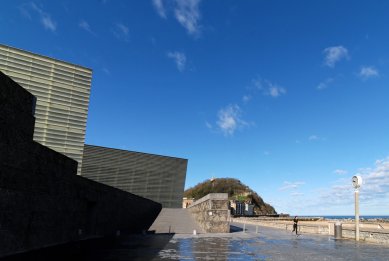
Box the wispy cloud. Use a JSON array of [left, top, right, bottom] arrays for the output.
[[334, 169, 348, 175], [216, 104, 248, 136], [279, 181, 305, 191], [316, 78, 334, 90], [20, 2, 57, 32], [308, 135, 319, 141], [247, 77, 287, 98], [152, 0, 202, 37], [359, 66, 379, 79], [112, 23, 129, 42], [267, 83, 287, 97], [102, 67, 111, 75], [152, 0, 167, 18], [323, 46, 349, 67], [242, 95, 252, 103], [287, 157, 389, 215], [290, 192, 304, 197], [79, 20, 95, 35], [167, 51, 187, 72], [174, 0, 202, 36]]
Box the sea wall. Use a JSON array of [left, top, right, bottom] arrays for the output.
[[234, 217, 389, 244], [0, 71, 162, 257], [342, 227, 389, 244], [188, 193, 230, 233]]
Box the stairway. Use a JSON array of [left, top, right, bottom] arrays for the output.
[[149, 208, 205, 234]]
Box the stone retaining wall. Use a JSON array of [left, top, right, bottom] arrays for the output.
[[188, 193, 230, 233], [0, 71, 162, 257]]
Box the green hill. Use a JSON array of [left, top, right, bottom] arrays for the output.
[[184, 178, 277, 215]]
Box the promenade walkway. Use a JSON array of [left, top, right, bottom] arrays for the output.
[[7, 222, 389, 260]]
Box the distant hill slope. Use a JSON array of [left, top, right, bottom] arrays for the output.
[[184, 178, 277, 215]]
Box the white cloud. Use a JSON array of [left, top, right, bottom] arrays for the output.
[[242, 95, 252, 103], [216, 104, 247, 136], [323, 46, 349, 67], [268, 84, 286, 97], [334, 169, 348, 175], [295, 157, 389, 215], [113, 23, 129, 42], [41, 15, 56, 31], [167, 51, 186, 72], [308, 135, 319, 141], [152, 0, 167, 18], [279, 181, 305, 191], [21, 2, 57, 32], [152, 0, 202, 37], [79, 20, 95, 35], [174, 0, 202, 36], [359, 66, 379, 79], [290, 192, 304, 197], [250, 78, 286, 98], [252, 77, 263, 90], [316, 78, 334, 90]]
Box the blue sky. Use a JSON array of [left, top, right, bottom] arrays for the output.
[[1, 0, 389, 215]]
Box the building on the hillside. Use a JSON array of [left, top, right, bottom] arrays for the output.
[[230, 200, 254, 216], [0, 44, 92, 175], [81, 144, 187, 208], [182, 197, 194, 208]]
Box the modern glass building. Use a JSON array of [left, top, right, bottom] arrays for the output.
[[0, 44, 92, 175], [81, 145, 188, 208]]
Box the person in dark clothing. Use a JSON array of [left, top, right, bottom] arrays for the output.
[[292, 216, 298, 235]]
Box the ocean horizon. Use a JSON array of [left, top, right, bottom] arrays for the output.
[[301, 215, 389, 220]]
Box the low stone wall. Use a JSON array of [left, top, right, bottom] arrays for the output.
[[0, 71, 162, 257], [234, 217, 389, 244], [188, 193, 230, 233], [341, 227, 389, 244], [234, 218, 332, 235]]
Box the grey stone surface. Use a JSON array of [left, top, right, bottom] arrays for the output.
[[149, 208, 205, 234], [0, 71, 162, 258], [188, 193, 230, 233]]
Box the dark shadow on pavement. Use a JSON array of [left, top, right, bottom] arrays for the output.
[[230, 225, 243, 233], [1, 234, 175, 261]]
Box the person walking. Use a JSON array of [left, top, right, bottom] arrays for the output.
[[292, 216, 298, 235]]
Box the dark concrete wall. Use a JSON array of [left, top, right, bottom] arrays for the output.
[[0, 71, 162, 258]]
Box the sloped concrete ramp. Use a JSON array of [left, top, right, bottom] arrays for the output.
[[149, 208, 205, 234]]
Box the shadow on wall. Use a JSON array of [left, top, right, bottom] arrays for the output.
[[0, 71, 162, 258]]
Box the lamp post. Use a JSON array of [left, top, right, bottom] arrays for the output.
[[352, 175, 362, 241]]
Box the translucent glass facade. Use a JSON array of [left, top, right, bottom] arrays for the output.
[[0, 44, 92, 175]]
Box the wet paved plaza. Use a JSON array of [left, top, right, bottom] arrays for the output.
[[82, 222, 389, 260], [8, 223, 389, 260]]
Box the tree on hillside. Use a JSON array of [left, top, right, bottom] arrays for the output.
[[184, 178, 277, 215]]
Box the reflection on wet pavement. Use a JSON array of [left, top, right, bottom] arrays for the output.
[[150, 223, 389, 260], [6, 223, 389, 260]]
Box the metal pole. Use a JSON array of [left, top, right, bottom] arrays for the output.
[[355, 189, 360, 241], [243, 223, 246, 233]]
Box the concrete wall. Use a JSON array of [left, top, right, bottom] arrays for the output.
[[0, 71, 162, 258], [342, 227, 389, 244], [188, 193, 230, 233]]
